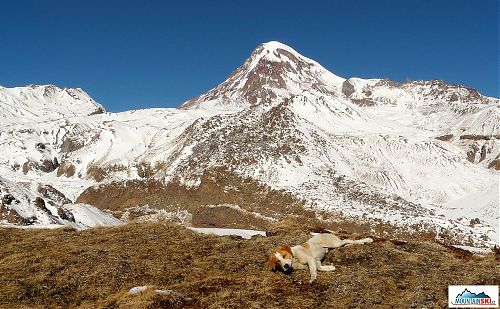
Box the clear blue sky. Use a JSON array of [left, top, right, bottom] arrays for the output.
[[1, 0, 498, 112]]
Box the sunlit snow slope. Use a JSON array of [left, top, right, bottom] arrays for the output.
[[0, 42, 498, 247]]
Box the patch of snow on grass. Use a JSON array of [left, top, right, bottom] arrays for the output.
[[188, 227, 266, 239]]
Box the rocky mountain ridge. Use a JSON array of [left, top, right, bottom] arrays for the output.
[[0, 41, 498, 247]]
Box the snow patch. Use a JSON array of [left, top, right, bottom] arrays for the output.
[[188, 227, 266, 239], [63, 203, 122, 229]]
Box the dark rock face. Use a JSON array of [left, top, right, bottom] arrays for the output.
[[57, 208, 75, 222], [469, 218, 481, 226], [0, 193, 36, 225], [89, 106, 105, 115], [2, 194, 16, 205], [40, 159, 57, 173], [0, 205, 34, 224], [464, 140, 496, 165], [22, 159, 58, 174], [53, 157, 59, 169], [37, 184, 72, 206], [342, 80, 356, 98], [35, 143, 46, 151], [34, 197, 48, 212], [435, 134, 454, 141], [487, 156, 500, 170], [402, 79, 487, 104], [375, 79, 401, 88], [351, 98, 377, 107]]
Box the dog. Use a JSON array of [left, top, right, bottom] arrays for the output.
[[268, 233, 373, 283]]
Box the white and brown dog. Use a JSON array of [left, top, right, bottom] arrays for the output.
[[268, 233, 373, 283]]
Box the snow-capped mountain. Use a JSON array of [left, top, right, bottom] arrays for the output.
[[0, 84, 105, 124], [181, 41, 345, 110], [1, 42, 498, 246]]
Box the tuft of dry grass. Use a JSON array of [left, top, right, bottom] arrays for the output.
[[0, 221, 498, 308]]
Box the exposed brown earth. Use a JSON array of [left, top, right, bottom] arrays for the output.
[[460, 134, 499, 141], [435, 134, 454, 141], [0, 221, 498, 309], [77, 167, 311, 231], [488, 157, 500, 170], [75, 167, 454, 244], [56, 161, 76, 177]]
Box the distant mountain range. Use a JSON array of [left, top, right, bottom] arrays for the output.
[[0, 41, 498, 246]]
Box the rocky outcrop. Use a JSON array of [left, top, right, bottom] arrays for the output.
[[22, 158, 59, 174], [57, 207, 75, 222], [56, 162, 76, 177], [341, 79, 356, 97], [37, 184, 72, 206], [0, 193, 35, 225]]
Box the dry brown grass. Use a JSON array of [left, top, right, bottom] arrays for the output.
[[0, 221, 498, 309]]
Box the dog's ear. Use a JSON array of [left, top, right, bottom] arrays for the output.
[[268, 254, 278, 271], [278, 245, 293, 257]]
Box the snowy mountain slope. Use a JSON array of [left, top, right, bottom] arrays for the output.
[[0, 175, 118, 228], [0, 96, 227, 227], [172, 41, 498, 246], [0, 42, 497, 247], [440, 106, 499, 169], [158, 96, 498, 245], [0, 84, 105, 124], [342, 78, 500, 169], [0, 107, 222, 193]]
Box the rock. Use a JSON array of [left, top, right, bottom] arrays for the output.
[[37, 184, 72, 205], [53, 157, 59, 169], [40, 159, 57, 173], [34, 197, 48, 212], [341, 80, 356, 97], [57, 208, 75, 222], [57, 161, 76, 177], [469, 218, 481, 226], [2, 194, 15, 205], [35, 142, 46, 151], [22, 159, 58, 174]]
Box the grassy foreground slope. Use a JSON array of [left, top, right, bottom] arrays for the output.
[[0, 221, 498, 309]]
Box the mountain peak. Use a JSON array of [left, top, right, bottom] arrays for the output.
[[252, 41, 302, 60], [246, 41, 318, 73], [261, 40, 293, 50], [0, 84, 105, 123], [180, 41, 344, 110]]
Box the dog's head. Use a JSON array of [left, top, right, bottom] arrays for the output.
[[268, 245, 293, 272]]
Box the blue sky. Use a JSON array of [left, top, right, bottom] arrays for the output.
[[1, 0, 498, 112]]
